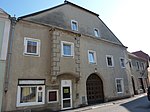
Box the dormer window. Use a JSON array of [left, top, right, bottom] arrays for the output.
[[94, 28, 100, 37], [71, 20, 78, 31]]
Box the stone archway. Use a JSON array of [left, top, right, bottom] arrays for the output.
[[86, 73, 104, 105]]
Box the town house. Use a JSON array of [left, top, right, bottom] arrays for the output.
[[3, 1, 133, 111]]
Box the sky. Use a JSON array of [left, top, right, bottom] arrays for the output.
[[0, 0, 150, 55]]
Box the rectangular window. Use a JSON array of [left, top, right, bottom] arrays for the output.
[[106, 55, 114, 67], [94, 28, 100, 37], [116, 78, 124, 93], [24, 37, 40, 56], [71, 20, 78, 31], [136, 61, 140, 70], [129, 61, 132, 68], [120, 58, 125, 68], [47, 90, 58, 103], [88, 50, 96, 64], [17, 80, 45, 107], [61, 41, 74, 57], [141, 62, 144, 70]]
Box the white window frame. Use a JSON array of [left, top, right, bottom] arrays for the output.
[[61, 41, 74, 57], [120, 58, 125, 68], [94, 28, 100, 37], [47, 90, 58, 103], [106, 55, 114, 67], [71, 20, 78, 31], [16, 85, 45, 107], [88, 50, 97, 64], [24, 37, 40, 56], [115, 78, 124, 93]]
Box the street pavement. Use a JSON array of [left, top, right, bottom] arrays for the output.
[[62, 93, 150, 112]]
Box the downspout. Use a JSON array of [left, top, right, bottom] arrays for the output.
[[2, 17, 16, 111]]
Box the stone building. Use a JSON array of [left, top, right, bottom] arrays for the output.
[[128, 52, 149, 95], [0, 9, 11, 111], [3, 1, 133, 111]]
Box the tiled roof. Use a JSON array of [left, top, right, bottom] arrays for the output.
[[132, 50, 150, 61]]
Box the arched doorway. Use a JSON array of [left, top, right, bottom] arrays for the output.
[[86, 73, 104, 105]]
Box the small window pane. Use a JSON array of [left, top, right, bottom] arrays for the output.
[[136, 62, 140, 70], [48, 91, 57, 102], [63, 99, 71, 108], [116, 79, 123, 93], [63, 87, 70, 99], [27, 41, 37, 53], [94, 29, 99, 37], [71, 21, 78, 31], [38, 92, 43, 102], [20, 87, 36, 103], [89, 52, 95, 63], [63, 44, 71, 56], [120, 58, 125, 68], [107, 57, 112, 66]]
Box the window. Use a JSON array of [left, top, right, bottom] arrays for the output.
[[106, 55, 114, 67], [129, 61, 132, 68], [88, 50, 97, 64], [17, 80, 45, 107], [71, 20, 78, 31], [94, 28, 100, 37], [136, 61, 140, 70], [47, 90, 58, 103], [116, 78, 124, 93], [24, 37, 40, 56], [120, 58, 125, 68], [61, 41, 74, 57], [141, 62, 144, 70]]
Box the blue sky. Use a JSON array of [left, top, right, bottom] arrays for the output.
[[1, 0, 150, 55]]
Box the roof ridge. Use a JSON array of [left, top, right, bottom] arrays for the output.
[[19, 1, 99, 19]]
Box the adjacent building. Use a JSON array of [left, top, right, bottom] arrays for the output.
[[0, 9, 11, 111], [128, 51, 149, 95], [2, 1, 140, 111]]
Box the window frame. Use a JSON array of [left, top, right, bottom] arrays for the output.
[[115, 78, 124, 94], [141, 62, 144, 70], [106, 55, 114, 67], [94, 28, 100, 37], [16, 85, 45, 107], [88, 50, 97, 64], [71, 20, 78, 31], [61, 41, 74, 57], [24, 37, 40, 56], [136, 61, 140, 70], [47, 90, 58, 103], [120, 58, 125, 68]]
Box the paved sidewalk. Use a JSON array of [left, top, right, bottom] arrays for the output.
[[61, 93, 147, 112]]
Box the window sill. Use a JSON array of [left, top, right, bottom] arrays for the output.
[[47, 101, 59, 103], [107, 66, 114, 68], [89, 62, 97, 65], [62, 55, 74, 57], [24, 53, 40, 57], [17, 102, 44, 107], [117, 92, 123, 94]]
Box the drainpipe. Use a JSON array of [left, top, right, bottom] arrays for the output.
[[2, 17, 16, 111]]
